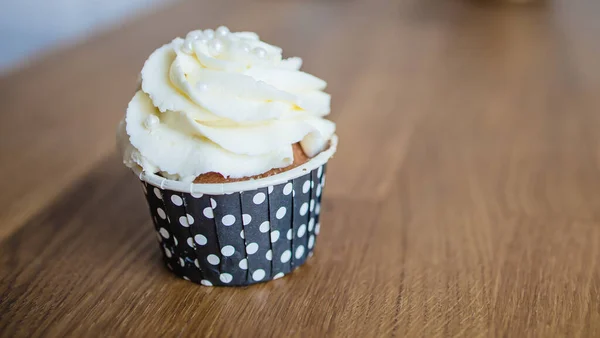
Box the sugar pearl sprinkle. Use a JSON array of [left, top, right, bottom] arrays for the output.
[[144, 115, 160, 130], [251, 47, 267, 59], [180, 26, 270, 61], [216, 26, 230, 37]]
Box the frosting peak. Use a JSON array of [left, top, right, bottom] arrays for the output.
[[119, 27, 335, 182]]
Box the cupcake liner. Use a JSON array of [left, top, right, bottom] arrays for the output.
[[140, 165, 327, 286], [136, 136, 336, 286]]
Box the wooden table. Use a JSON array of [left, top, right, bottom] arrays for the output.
[[2, 0, 600, 336]]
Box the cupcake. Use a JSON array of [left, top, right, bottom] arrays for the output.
[[117, 26, 337, 286]]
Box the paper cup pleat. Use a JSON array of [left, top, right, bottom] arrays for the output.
[[161, 190, 204, 283], [308, 165, 326, 256], [267, 181, 294, 277], [181, 193, 221, 286], [291, 176, 310, 268], [142, 186, 182, 276], [240, 188, 272, 283]]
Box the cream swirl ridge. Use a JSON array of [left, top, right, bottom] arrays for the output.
[[120, 27, 335, 182]]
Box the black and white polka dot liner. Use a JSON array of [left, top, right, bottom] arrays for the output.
[[140, 164, 327, 286]]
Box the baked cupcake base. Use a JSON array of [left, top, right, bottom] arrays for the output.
[[193, 143, 310, 184]]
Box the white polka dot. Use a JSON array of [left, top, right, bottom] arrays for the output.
[[315, 203, 321, 215], [167, 263, 173, 271], [157, 208, 166, 220], [322, 174, 326, 186], [299, 203, 308, 216], [201, 279, 212, 286], [203, 207, 214, 219], [179, 257, 185, 267], [302, 180, 310, 193], [240, 230, 245, 239], [220, 273, 233, 283], [210, 198, 217, 208], [242, 214, 252, 225], [246, 242, 258, 255], [308, 218, 315, 231], [207, 254, 220, 265], [276, 207, 287, 219], [194, 259, 200, 268], [315, 223, 320, 235], [239, 258, 248, 270], [266, 250, 272, 261], [194, 234, 207, 246], [141, 184, 147, 194], [171, 195, 183, 206], [253, 192, 266, 204], [156, 232, 162, 242], [187, 237, 194, 247], [309, 251, 314, 258], [164, 246, 172, 258], [179, 216, 190, 227], [310, 200, 315, 212], [317, 166, 323, 178], [174, 237, 178, 246], [274, 272, 285, 279], [297, 224, 306, 238], [270, 230, 280, 242], [252, 269, 266, 281], [222, 215, 235, 226], [293, 190, 296, 197], [159, 227, 170, 239], [154, 188, 162, 199], [259, 221, 270, 233], [311, 180, 315, 189], [221, 245, 235, 257], [295, 245, 305, 259], [183, 276, 190, 281], [283, 182, 293, 195], [281, 250, 291, 263], [316, 185, 322, 197], [268, 186, 274, 194], [187, 214, 194, 225], [308, 235, 315, 249], [287, 229, 292, 240], [191, 191, 203, 198]]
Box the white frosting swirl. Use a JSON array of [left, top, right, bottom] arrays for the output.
[[119, 27, 335, 182]]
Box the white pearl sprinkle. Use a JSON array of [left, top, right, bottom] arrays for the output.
[[186, 30, 204, 40], [196, 82, 209, 92], [144, 115, 160, 130], [203, 29, 215, 39], [216, 26, 230, 37], [239, 42, 251, 53], [182, 39, 194, 54], [252, 47, 267, 59], [208, 38, 224, 54]]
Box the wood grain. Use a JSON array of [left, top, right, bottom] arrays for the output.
[[1, 0, 600, 336]]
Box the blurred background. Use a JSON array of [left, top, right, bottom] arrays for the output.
[[0, 0, 174, 74], [3, 0, 600, 336]]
